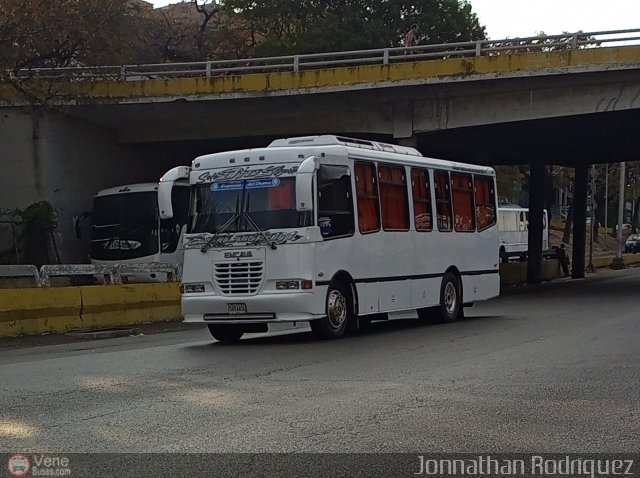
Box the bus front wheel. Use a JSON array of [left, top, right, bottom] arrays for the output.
[[437, 272, 463, 323], [311, 282, 352, 339], [208, 324, 244, 344]]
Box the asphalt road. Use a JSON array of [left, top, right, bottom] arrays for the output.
[[1, 269, 639, 454]]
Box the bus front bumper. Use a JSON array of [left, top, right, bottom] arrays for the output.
[[182, 291, 325, 324]]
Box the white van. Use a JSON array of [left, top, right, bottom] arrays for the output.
[[497, 207, 549, 262]]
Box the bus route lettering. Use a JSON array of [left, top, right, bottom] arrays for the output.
[[197, 165, 299, 184], [184, 231, 303, 248]]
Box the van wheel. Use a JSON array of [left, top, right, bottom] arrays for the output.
[[499, 247, 508, 263], [310, 282, 352, 339], [208, 324, 244, 344], [436, 272, 463, 323]]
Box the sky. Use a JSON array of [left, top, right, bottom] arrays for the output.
[[148, 0, 640, 40]]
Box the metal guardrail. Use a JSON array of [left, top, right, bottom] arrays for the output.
[[117, 263, 179, 282], [40, 264, 118, 287], [13, 28, 640, 82], [0, 265, 40, 286], [0, 263, 181, 287]]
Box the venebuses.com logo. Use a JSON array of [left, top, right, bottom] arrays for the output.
[[6, 454, 71, 477], [7, 454, 31, 477]]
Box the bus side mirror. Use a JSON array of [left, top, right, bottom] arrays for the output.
[[296, 156, 318, 212], [159, 166, 190, 220], [74, 211, 91, 240]]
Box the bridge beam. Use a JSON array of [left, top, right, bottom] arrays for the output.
[[572, 164, 589, 279], [527, 162, 546, 285], [396, 136, 418, 148]]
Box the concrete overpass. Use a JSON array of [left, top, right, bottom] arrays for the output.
[[1, 29, 640, 277]]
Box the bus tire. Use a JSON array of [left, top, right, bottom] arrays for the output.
[[437, 272, 463, 323], [208, 324, 244, 344], [310, 282, 352, 339]]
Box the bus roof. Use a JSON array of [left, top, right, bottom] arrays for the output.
[[96, 183, 158, 197], [193, 135, 495, 176], [97, 182, 189, 197], [268, 135, 423, 157]]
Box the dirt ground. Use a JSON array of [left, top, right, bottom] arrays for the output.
[[549, 222, 636, 258]]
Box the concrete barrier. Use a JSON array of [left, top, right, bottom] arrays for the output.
[[0, 283, 180, 338], [592, 254, 640, 268], [0, 287, 82, 337], [500, 259, 561, 286]]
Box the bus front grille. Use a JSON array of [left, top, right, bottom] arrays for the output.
[[214, 261, 264, 295]]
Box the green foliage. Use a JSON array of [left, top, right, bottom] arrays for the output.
[[223, 0, 487, 56], [1, 0, 487, 72], [494, 165, 526, 205], [15, 201, 58, 233], [1, 0, 487, 102]]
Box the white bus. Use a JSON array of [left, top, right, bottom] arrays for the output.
[[158, 136, 500, 343], [77, 182, 190, 282], [497, 207, 549, 263]]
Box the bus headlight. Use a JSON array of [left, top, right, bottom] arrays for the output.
[[181, 283, 206, 294], [276, 280, 299, 290], [276, 280, 313, 290]]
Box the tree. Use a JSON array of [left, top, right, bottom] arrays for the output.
[[193, 1, 222, 57], [486, 30, 600, 55], [494, 166, 525, 205], [0, 0, 166, 103], [222, 0, 487, 57]]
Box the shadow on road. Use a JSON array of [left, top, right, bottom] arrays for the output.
[[184, 313, 506, 350]]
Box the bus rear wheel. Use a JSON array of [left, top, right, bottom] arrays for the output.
[[310, 282, 352, 339], [437, 272, 463, 323], [208, 324, 244, 344]]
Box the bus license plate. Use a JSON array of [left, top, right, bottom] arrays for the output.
[[227, 303, 247, 315]]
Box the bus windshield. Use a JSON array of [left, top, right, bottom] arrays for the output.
[[90, 192, 159, 260], [189, 177, 306, 234]]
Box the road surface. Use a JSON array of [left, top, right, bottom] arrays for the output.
[[1, 269, 639, 454]]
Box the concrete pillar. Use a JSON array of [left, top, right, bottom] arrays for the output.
[[572, 164, 589, 279], [558, 188, 563, 211], [527, 162, 545, 285], [396, 136, 418, 148]]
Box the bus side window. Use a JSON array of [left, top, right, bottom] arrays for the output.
[[434, 170, 453, 232], [354, 162, 381, 234], [474, 176, 496, 231], [378, 164, 409, 231], [411, 168, 432, 232], [317, 165, 354, 238], [451, 173, 476, 232]]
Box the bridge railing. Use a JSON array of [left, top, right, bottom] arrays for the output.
[[13, 28, 640, 82]]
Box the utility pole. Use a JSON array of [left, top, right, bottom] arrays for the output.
[[604, 164, 609, 235], [587, 165, 596, 272], [611, 161, 626, 269]]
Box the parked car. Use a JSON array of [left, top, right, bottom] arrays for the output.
[[625, 234, 640, 253]]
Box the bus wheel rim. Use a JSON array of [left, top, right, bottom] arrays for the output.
[[327, 290, 347, 329], [444, 282, 457, 315]]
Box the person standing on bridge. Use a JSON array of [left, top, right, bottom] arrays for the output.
[[405, 24, 419, 53]]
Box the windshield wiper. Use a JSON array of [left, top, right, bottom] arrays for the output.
[[200, 196, 241, 253], [243, 192, 278, 250]]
